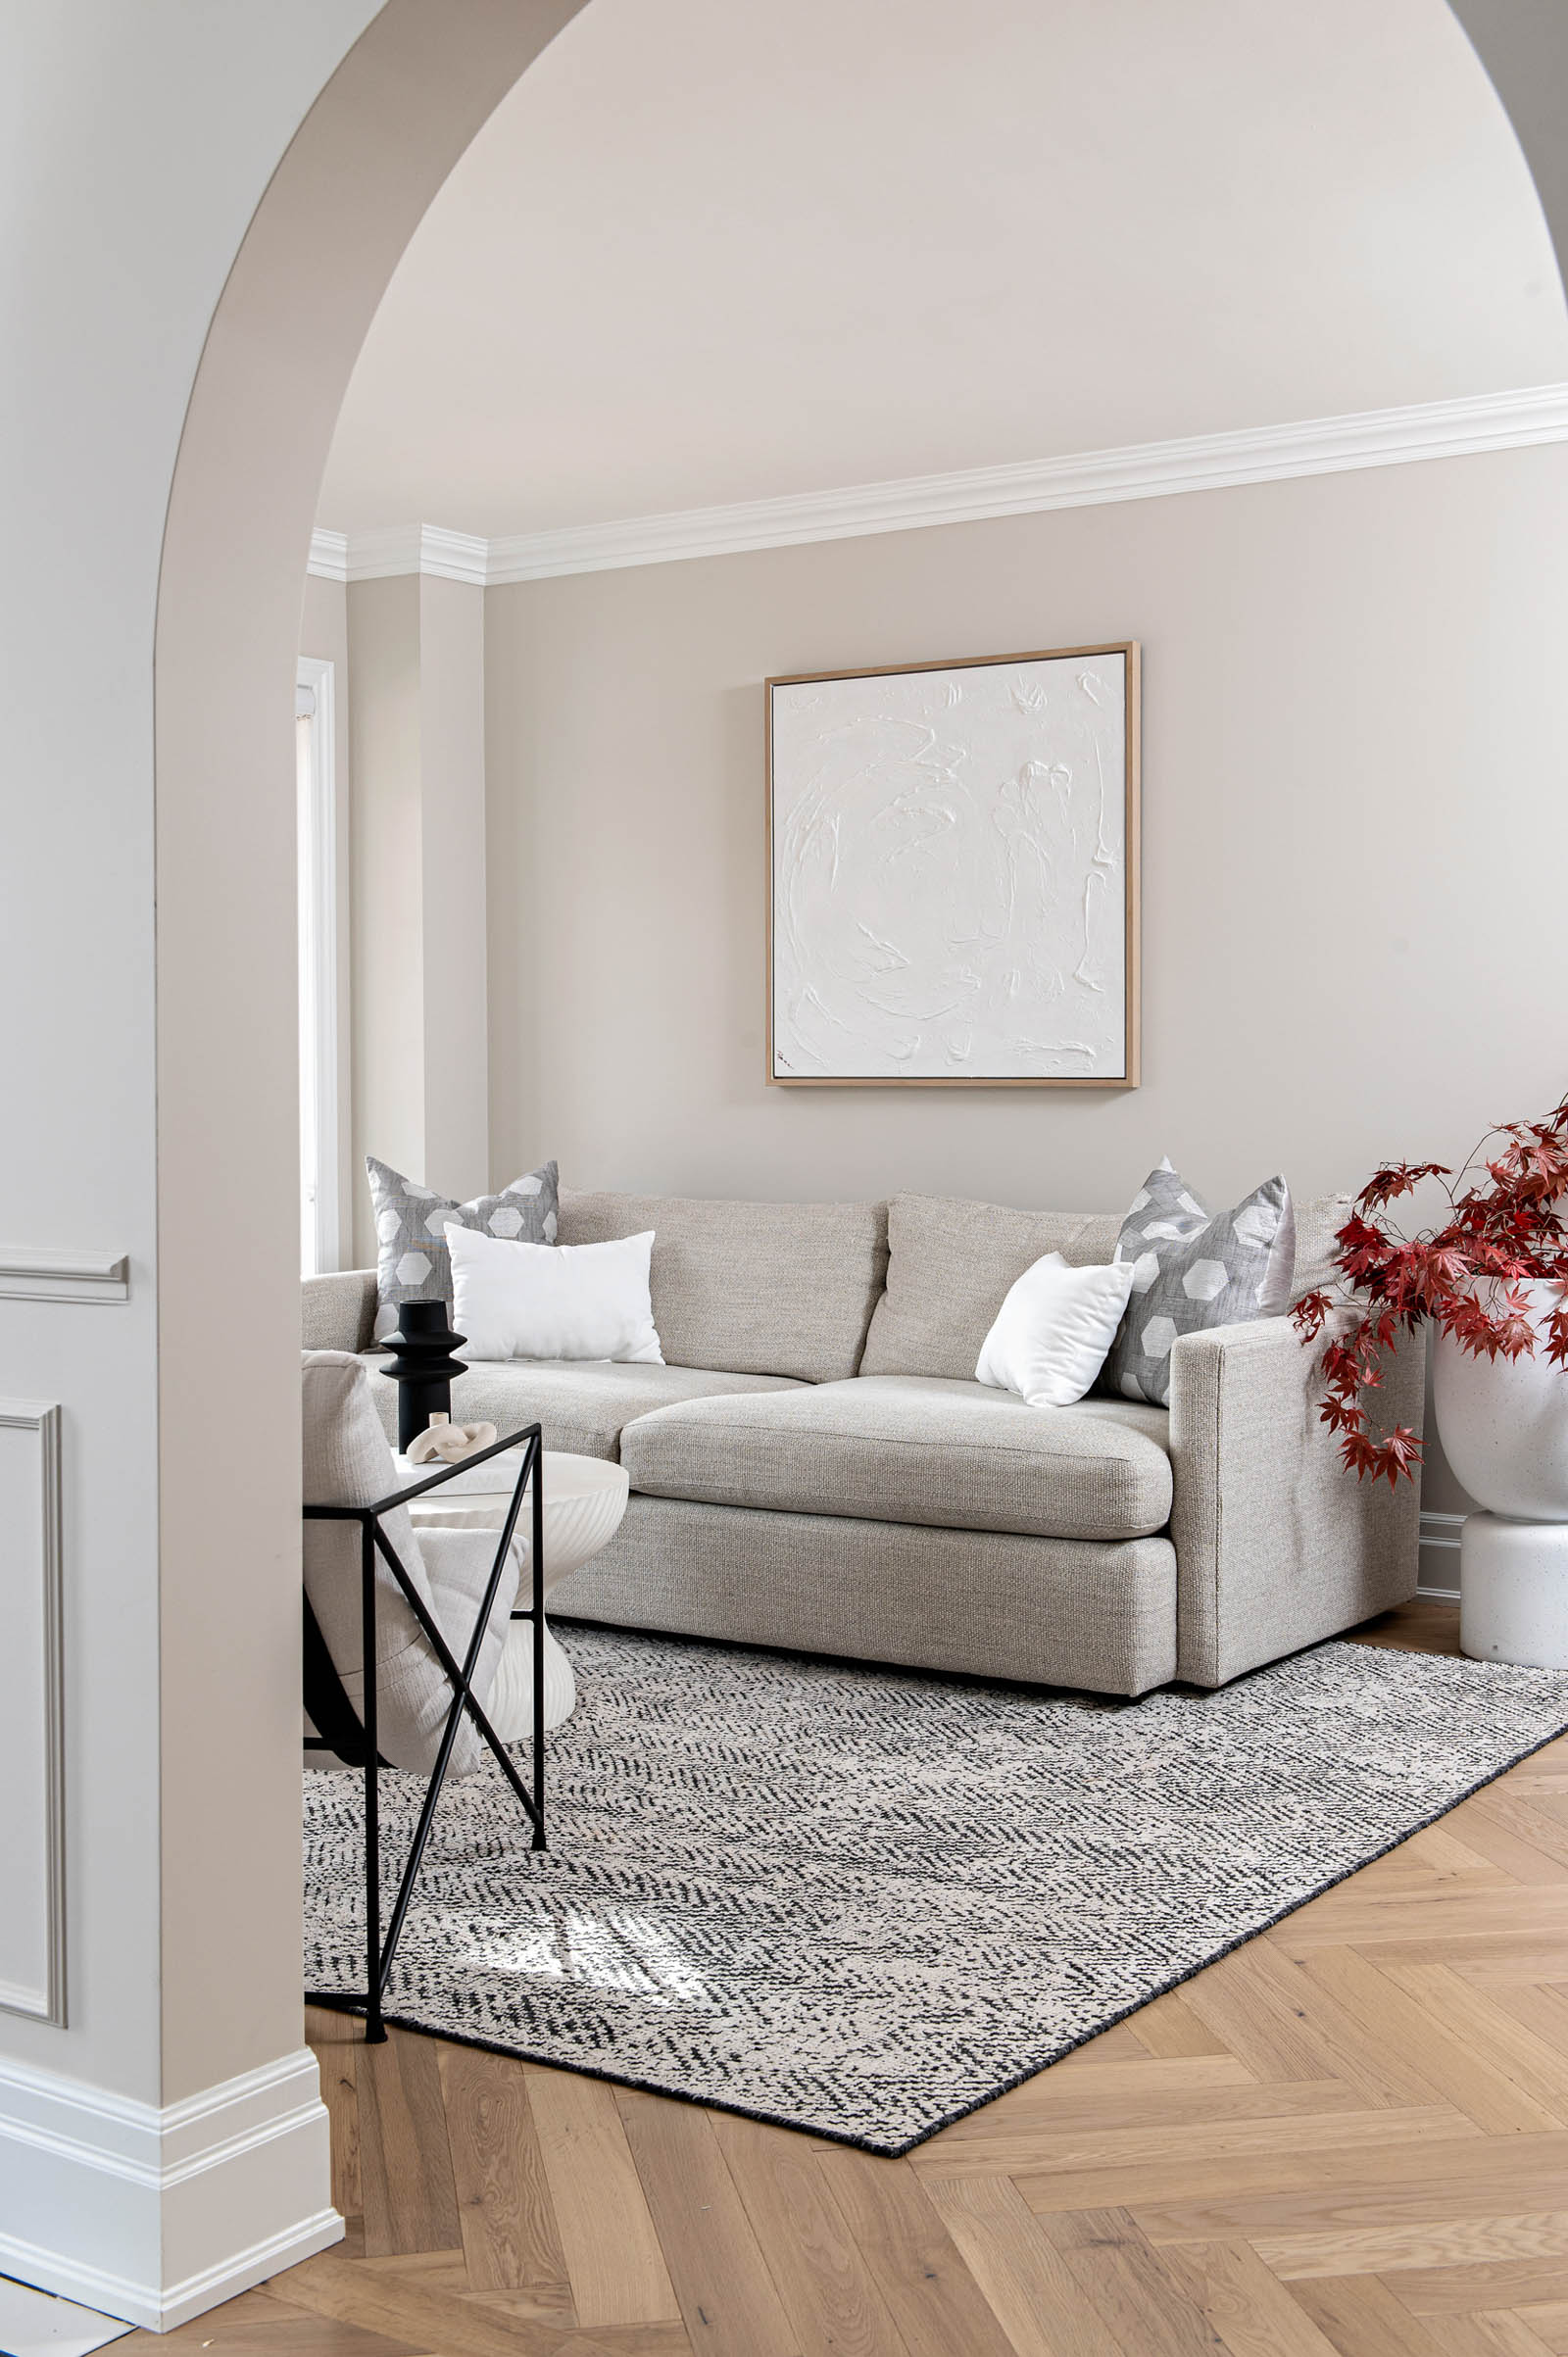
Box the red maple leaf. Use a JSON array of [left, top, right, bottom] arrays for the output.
[[1301, 1090, 1568, 1484]]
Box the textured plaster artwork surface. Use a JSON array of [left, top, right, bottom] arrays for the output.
[[770, 651, 1129, 1080]]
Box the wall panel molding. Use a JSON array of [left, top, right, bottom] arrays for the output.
[[311, 380, 1568, 587], [0, 1250, 128, 1304], [0, 1399, 66, 2026]]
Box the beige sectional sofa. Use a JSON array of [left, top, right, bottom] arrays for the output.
[[302, 1186, 1422, 1697]]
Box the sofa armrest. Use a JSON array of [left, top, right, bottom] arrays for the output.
[[303, 1269, 378, 1356], [1167, 1312, 1422, 1687]]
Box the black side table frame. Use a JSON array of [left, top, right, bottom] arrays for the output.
[[303, 1423, 545, 2042]]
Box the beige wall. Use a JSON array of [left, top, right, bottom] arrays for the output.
[[482, 444, 1568, 1557], [485, 445, 1568, 1228]]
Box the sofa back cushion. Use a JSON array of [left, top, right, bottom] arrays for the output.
[[303, 1268, 377, 1355], [1291, 1191, 1353, 1302], [557, 1189, 889, 1382], [860, 1193, 1123, 1380]]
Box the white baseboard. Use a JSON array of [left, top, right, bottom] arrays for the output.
[[0, 2047, 342, 2332], [1418, 1508, 1465, 1601]]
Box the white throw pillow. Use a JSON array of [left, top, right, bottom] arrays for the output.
[[975, 1252, 1136, 1408], [447, 1221, 664, 1364]]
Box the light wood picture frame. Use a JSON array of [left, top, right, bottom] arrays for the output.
[[765, 641, 1141, 1087]]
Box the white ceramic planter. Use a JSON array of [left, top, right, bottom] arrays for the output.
[[1432, 1282, 1568, 1521], [1434, 1282, 1568, 1668], [1460, 1513, 1568, 1671]]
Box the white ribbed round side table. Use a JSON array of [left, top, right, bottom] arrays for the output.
[[394, 1448, 629, 1732]]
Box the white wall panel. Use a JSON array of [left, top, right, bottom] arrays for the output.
[[0, 1402, 64, 2025]]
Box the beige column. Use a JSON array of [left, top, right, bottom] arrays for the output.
[[348, 571, 489, 1261]]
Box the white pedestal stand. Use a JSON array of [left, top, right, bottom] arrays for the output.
[[394, 1447, 629, 1733], [1460, 1512, 1568, 1671], [1435, 1302, 1568, 1672]]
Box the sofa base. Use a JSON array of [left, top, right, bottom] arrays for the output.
[[549, 1494, 1179, 1697]]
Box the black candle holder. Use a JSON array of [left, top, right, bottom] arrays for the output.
[[382, 1299, 469, 1453]]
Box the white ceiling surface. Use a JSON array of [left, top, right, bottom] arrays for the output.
[[318, 0, 1568, 539]]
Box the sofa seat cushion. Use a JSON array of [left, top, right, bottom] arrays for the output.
[[618, 1373, 1172, 1543], [361, 1353, 804, 1462]]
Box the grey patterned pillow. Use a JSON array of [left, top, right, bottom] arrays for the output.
[[1098, 1160, 1296, 1406], [366, 1156, 559, 1343]]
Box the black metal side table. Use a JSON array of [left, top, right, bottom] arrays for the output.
[[302, 1426, 546, 2042]]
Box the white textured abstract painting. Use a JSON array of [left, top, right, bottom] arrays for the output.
[[767, 644, 1139, 1085]]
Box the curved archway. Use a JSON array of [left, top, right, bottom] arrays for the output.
[[145, 0, 585, 2311], [154, 0, 591, 2079], [126, 0, 1568, 2324]]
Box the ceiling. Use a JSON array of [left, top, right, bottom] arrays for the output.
[[317, 0, 1568, 538]]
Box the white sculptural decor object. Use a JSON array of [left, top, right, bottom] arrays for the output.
[[766, 642, 1140, 1086], [406, 1412, 499, 1466]]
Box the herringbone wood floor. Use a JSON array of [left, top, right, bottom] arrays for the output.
[[127, 1596, 1568, 2356]]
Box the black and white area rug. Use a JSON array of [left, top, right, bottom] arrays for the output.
[[302, 1625, 1568, 2153]]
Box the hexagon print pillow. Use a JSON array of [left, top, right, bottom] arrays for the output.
[[366, 1155, 559, 1343], [1099, 1159, 1295, 1405]]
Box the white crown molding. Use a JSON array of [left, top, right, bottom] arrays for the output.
[[308, 521, 486, 584], [309, 381, 1568, 587], [0, 2046, 339, 2331], [306, 526, 349, 580]]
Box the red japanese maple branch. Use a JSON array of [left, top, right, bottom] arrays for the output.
[[1294, 1093, 1568, 1484]]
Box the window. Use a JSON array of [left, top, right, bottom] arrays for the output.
[[297, 658, 340, 1277]]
